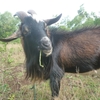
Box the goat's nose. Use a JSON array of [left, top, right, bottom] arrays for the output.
[[40, 36, 51, 50]]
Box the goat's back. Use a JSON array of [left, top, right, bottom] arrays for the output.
[[51, 27, 100, 73]]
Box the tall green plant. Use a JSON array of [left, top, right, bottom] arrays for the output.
[[0, 11, 19, 38], [58, 5, 100, 31]]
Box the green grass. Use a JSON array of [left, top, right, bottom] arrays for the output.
[[0, 43, 100, 100]]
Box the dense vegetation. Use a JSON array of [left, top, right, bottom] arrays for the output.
[[57, 5, 100, 30], [0, 5, 100, 100], [0, 12, 19, 38]]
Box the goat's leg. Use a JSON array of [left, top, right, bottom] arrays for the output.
[[50, 65, 64, 100], [51, 96, 59, 100]]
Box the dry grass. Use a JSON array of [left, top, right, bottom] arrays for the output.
[[0, 43, 100, 100]]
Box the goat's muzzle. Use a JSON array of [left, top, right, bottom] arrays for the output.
[[39, 36, 52, 56]]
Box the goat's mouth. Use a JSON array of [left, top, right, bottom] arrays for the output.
[[38, 45, 52, 57], [43, 48, 52, 57]]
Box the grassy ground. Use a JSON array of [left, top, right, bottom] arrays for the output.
[[0, 43, 100, 100]]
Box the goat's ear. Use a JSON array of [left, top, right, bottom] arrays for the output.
[[44, 14, 62, 26]]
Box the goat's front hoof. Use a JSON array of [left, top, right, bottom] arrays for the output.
[[51, 97, 59, 100]]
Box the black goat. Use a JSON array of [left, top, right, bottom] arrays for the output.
[[0, 10, 100, 100]]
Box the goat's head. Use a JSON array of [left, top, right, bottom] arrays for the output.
[[0, 10, 62, 56]]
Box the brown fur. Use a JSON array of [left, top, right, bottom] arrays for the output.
[[49, 26, 100, 73]]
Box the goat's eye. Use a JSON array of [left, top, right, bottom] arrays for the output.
[[22, 25, 31, 36]]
